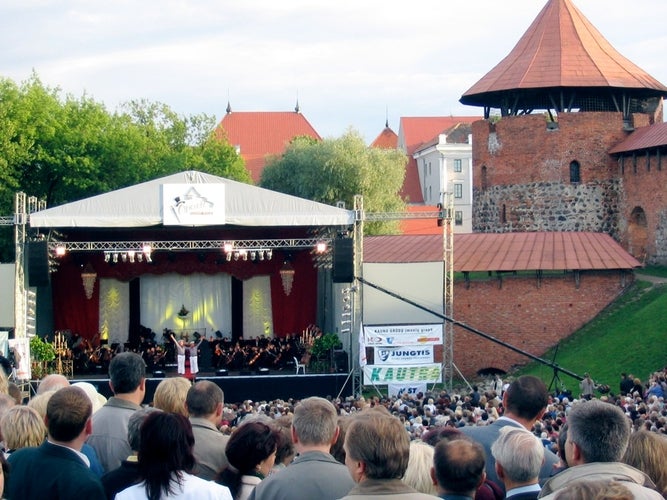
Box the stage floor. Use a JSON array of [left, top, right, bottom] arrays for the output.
[[64, 368, 354, 405]]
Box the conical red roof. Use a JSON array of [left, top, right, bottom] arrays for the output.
[[460, 0, 667, 109]]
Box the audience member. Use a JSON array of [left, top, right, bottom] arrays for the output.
[[403, 440, 437, 496], [216, 421, 279, 500], [491, 426, 543, 499], [431, 436, 486, 500], [72, 381, 107, 414], [553, 479, 634, 500], [36, 373, 70, 394], [621, 430, 667, 498], [7, 383, 22, 405], [460, 375, 559, 492], [0, 406, 46, 454], [101, 407, 160, 500], [186, 380, 230, 480], [329, 415, 351, 465], [6, 386, 105, 499], [579, 373, 596, 400], [538, 399, 662, 499], [153, 377, 191, 416], [271, 415, 295, 472], [87, 351, 146, 472], [339, 408, 436, 499], [116, 411, 232, 500], [249, 396, 354, 500]]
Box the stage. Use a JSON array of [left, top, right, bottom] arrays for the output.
[[60, 369, 354, 405]]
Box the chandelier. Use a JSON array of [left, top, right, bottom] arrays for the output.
[[279, 260, 295, 296], [81, 262, 97, 300]]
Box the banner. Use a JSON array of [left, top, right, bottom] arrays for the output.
[[9, 338, 31, 380], [363, 324, 442, 346], [388, 383, 427, 398], [162, 184, 225, 226], [362, 364, 442, 384], [373, 345, 434, 365]]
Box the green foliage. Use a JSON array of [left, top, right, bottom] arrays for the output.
[[310, 333, 343, 359], [514, 281, 667, 394], [0, 73, 251, 261], [260, 129, 407, 235], [30, 335, 56, 362]]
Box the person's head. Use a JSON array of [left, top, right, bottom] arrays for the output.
[[557, 423, 569, 467], [46, 386, 92, 443], [109, 352, 146, 395], [272, 415, 296, 467], [344, 409, 410, 482], [553, 479, 634, 500], [330, 415, 351, 464], [128, 407, 161, 453], [185, 380, 223, 418], [139, 411, 195, 499], [37, 374, 70, 395], [566, 399, 630, 465], [7, 383, 22, 405], [71, 382, 106, 414], [621, 430, 667, 497], [292, 396, 338, 447], [503, 375, 549, 422], [491, 426, 544, 487], [0, 405, 46, 450], [153, 377, 191, 416], [432, 436, 486, 497], [402, 440, 437, 495]]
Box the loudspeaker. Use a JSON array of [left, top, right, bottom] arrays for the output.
[[332, 238, 354, 283], [215, 369, 229, 377], [27, 241, 50, 287], [152, 370, 166, 378], [333, 350, 349, 373]]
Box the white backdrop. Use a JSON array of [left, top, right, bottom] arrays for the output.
[[99, 278, 130, 344], [140, 273, 232, 339], [242, 275, 273, 339]]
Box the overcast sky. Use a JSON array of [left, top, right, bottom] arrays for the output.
[[2, 0, 665, 143]]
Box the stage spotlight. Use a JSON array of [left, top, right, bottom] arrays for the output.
[[137, 253, 143, 262], [104, 252, 110, 263], [226, 252, 232, 262], [128, 251, 135, 263], [112, 253, 119, 263], [250, 251, 256, 260], [55, 245, 66, 257], [145, 253, 152, 263], [242, 250, 248, 261], [233, 251, 239, 261], [266, 249, 273, 260], [121, 253, 128, 262], [316, 242, 327, 253], [223, 242, 233, 253], [258, 250, 265, 261]]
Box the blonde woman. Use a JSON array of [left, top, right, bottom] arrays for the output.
[[152, 377, 192, 416], [1, 406, 46, 454]]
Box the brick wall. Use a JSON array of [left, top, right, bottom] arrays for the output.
[[451, 271, 631, 377]]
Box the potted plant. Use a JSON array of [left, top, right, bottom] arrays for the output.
[[29, 335, 56, 379], [310, 333, 342, 373]]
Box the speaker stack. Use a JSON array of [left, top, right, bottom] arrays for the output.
[[27, 241, 50, 287], [332, 238, 354, 283]]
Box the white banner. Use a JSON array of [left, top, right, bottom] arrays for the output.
[[362, 364, 442, 384], [162, 184, 225, 225], [374, 345, 434, 365], [363, 324, 443, 346], [9, 338, 31, 380], [388, 383, 427, 398]]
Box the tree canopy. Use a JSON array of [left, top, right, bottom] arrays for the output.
[[0, 74, 250, 261], [260, 130, 407, 235]]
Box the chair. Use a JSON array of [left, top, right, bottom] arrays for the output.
[[294, 356, 306, 374]]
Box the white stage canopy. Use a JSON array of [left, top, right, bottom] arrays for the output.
[[29, 170, 355, 228]]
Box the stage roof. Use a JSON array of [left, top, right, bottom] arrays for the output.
[[29, 171, 355, 229]]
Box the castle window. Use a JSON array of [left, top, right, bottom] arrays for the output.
[[454, 183, 463, 199], [455, 211, 463, 226], [454, 159, 462, 172], [569, 161, 580, 183]]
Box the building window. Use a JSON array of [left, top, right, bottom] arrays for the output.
[[454, 159, 462, 172], [455, 211, 463, 226], [569, 161, 580, 183], [454, 183, 463, 198]]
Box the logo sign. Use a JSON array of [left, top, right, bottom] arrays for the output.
[[374, 345, 434, 365], [362, 364, 442, 384], [363, 324, 443, 347], [162, 184, 225, 225], [389, 383, 427, 398]]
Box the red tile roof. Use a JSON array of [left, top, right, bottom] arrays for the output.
[[461, 0, 667, 106], [609, 122, 667, 154], [399, 117, 480, 203], [370, 126, 398, 149], [364, 232, 641, 271], [216, 111, 321, 183], [399, 205, 444, 236]]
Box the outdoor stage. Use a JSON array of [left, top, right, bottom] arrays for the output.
[[65, 369, 354, 404]]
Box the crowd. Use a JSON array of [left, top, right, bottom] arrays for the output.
[[0, 354, 665, 499]]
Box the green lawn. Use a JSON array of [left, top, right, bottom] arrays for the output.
[[514, 277, 667, 395]]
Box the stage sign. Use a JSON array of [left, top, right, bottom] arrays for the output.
[[363, 324, 443, 346], [8, 338, 30, 380], [363, 364, 442, 384], [388, 383, 427, 398], [373, 345, 434, 365], [162, 184, 225, 226]]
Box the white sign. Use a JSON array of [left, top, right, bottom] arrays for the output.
[[388, 383, 427, 398], [374, 345, 434, 365], [162, 184, 225, 226], [363, 324, 443, 346], [9, 338, 31, 380], [362, 364, 442, 384]]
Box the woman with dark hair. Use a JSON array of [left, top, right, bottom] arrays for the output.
[[116, 412, 232, 500], [216, 421, 280, 500]]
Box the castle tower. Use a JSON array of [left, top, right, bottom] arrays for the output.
[[459, 0, 667, 263]]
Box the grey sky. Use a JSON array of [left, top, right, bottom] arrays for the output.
[[1, 0, 665, 142]]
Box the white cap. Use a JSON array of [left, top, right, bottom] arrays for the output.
[[72, 382, 107, 414]]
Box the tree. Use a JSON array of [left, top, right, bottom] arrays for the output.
[[260, 130, 407, 234]]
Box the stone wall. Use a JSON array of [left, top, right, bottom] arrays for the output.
[[452, 271, 631, 377]]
